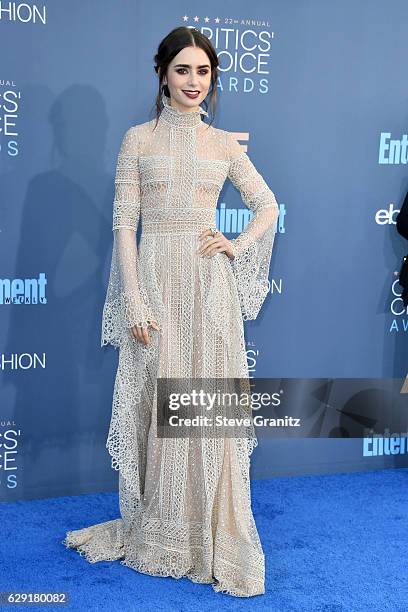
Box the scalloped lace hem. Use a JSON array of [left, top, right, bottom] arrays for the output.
[[121, 556, 265, 597], [62, 519, 265, 598]]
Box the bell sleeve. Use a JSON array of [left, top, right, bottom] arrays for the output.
[[226, 131, 279, 320], [101, 126, 157, 348]]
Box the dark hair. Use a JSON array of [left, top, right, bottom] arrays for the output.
[[152, 26, 219, 129]]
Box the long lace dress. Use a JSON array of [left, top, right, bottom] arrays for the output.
[[62, 92, 279, 597]]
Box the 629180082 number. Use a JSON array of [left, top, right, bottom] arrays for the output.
[[0, 592, 69, 605]]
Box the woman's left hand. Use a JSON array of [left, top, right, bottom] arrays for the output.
[[197, 229, 235, 260]]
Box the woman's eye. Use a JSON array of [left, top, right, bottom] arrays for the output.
[[175, 69, 209, 75]]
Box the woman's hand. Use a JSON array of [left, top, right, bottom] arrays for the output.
[[130, 320, 160, 346], [197, 229, 235, 260]]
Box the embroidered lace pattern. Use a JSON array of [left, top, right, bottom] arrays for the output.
[[63, 92, 279, 598]]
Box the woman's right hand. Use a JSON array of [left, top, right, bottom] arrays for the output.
[[130, 320, 160, 346]]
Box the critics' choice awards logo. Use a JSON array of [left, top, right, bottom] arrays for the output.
[[0, 424, 21, 490], [0, 79, 21, 157], [246, 341, 259, 377], [0, 273, 47, 304], [389, 276, 408, 332], [181, 15, 276, 94]]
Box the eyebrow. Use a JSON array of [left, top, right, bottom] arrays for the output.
[[173, 63, 210, 69]]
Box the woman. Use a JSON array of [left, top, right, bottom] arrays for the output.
[[63, 26, 279, 598]]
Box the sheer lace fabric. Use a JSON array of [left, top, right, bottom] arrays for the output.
[[63, 93, 279, 598]]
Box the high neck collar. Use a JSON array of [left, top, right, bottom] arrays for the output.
[[160, 92, 208, 128]]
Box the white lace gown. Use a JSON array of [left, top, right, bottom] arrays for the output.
[[63, 93, 279, 598]]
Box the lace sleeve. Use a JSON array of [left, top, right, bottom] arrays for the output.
[[226, 131, 279, 320], [101, 126, 157, 348]]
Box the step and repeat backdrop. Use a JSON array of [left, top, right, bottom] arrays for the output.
[[1, 1, 408, 500]]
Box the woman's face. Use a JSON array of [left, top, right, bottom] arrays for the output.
[[163, 45, 212, 113]]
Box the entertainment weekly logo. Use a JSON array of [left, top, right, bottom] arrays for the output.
[[363, 432, 408, 457], [0, 273, 47, 304], [217, 201, 286, 234], [181, 16, 276, 94], [0, 2, 46, 23], [378, 132, 408, 165]]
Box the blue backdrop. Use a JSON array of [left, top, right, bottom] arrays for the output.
[[1, 0, 408, 500]]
